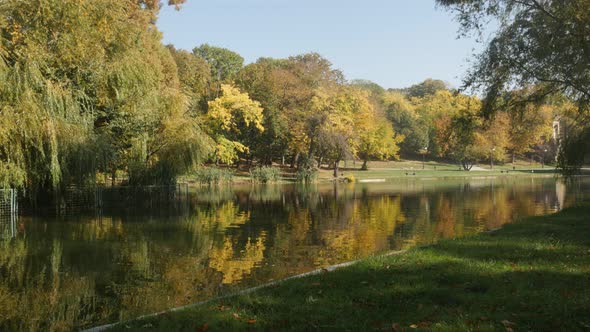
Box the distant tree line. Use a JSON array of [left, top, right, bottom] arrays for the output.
[[0, 0, 582, 202]]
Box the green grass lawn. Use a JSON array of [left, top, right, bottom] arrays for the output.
[[316, 159, 559, 181], [182, 159, 565, 185], [109, 204, 590, 332]]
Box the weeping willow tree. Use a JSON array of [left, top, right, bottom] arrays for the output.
[[0, 0, 212, 202], [0, 54, 94, 192]]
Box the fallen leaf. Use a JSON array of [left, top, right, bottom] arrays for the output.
[[247, 319, 257, 324], [195, 323, 209, 332], [232, 313, 240, 320], [410, 324, 418, 329], [418, 321, 431, 328]]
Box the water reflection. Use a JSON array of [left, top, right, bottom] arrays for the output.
[[0, 177, 588, 331]]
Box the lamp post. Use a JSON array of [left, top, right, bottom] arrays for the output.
[[542, 148, 547, 168], [421, 147, 428, 170], [490, 147, 496, 170]]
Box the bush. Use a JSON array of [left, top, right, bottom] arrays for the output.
[[296, 167, 318, 183], [193, 167, 234, 185], [250, 166, 281, 183], [344, 174, 356, 183], [296, 155, 318, 183]]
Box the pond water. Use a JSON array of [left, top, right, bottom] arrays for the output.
[[0, 176, 588, 331]]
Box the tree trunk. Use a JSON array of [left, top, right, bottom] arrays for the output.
[[290, 153, 299, 169], [308, 139, 315, 159], [333, 159, 340, 178], [361, 160, 368, 170], [461, 160, 474, 171]]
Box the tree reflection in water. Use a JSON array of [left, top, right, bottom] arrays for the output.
[[0, 177, 586, 331]]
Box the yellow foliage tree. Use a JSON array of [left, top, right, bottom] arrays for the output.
[[206, 84, 264, 164]]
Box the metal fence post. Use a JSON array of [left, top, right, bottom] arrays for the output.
[[10, 189, 17, 238]]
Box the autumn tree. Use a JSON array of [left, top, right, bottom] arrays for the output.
[[503, 89, 555, 164], [430, 91, 483, 170], [206, 84, 264, 165], [280, 53, 344, 168], [356, 113, 402, 170], [470, 112, 511, 165]]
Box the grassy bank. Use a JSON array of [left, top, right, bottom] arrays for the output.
[[111, 204, 590, 331], [317, 159, 563, 182], [186, 159, 562, 185]]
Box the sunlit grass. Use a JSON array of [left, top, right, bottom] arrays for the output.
[[319, 159, 559, 181], [183, 159, 562, 185]]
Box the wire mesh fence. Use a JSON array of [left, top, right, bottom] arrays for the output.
[[0, 184, 190, 237], [4, 184, 190, 217], [0, 189, 18, 239], [43, 183, 190, 216], [98, 183, 190, 214]]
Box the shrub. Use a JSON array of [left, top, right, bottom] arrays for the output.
[[296, 167, 318, 183], [296, 155, 318, 183], [193, 167, 234, 185], [344, 174, 356, 183], [250, 166, 281, 183]]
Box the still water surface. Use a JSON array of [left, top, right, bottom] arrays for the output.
[[0, 177, 588, 331]]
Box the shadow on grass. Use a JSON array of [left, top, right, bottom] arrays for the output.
[[113, 206, 590, 332]]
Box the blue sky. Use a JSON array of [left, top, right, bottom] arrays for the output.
[[157, 0, 483, 90]]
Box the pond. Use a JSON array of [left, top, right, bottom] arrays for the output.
[[0, 176, 588, 331]]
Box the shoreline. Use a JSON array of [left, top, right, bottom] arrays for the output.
[[107, 204, 590, 331], [186, 167, 565, 186]]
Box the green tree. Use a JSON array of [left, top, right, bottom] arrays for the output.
[[193, 44, 244, 83], [383, 91, 429, 156], [236, 58, 293, 165], [168, 45, 212, 116], [403, 78, 448, 98]]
